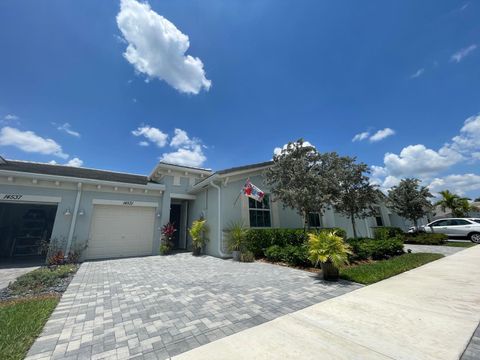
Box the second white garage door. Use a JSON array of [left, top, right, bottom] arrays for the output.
[[86, 205, 155, 260]]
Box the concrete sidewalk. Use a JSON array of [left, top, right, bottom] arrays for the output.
[[174, 246, 480, 360]]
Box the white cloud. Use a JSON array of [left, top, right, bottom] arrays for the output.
[[273, 141, 314, 156], [160, 146, 206, 167], [352, 132, 370, 142], [428, 174, 480, 197], [352, 128, 395, 143], [160, 128, 206, 167], [48, 160, 57, 165], [132, 125, 168, 147], [56, 122, 80, 137], [410, 68, 424, 79], [116, 0, 211, 94], [139, 141, 149, 147], [450, 44, 477, 63], [65, 157, 83, 167], [0, 126, 68, 159], [370, 128, 395, 142], [4, 114, 19, 121]]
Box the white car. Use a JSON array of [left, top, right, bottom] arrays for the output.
[[422, 218, 480, 243]]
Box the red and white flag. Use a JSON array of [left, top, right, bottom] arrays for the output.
[[243, 179, 265, 202]]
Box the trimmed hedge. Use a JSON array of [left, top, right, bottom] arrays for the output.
[[403, 233, 448, 245], [373, 227, 405, 240], [245, 228, 347, 258], [346, 237, 404, 261], [265, 244, 311, 267]]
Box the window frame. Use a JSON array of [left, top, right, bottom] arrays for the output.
[[308, 212, 322, 228], [248, 195, 272, 228]]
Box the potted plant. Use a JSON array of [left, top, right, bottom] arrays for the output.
[[189, 219, 209, 256], [307, 230, 352, 281], [226, 221, 247, 261], [160, 222, 176, 255]]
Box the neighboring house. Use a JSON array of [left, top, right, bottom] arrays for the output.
[[0, 157, 421, 262], [432, 202, 480, 220]]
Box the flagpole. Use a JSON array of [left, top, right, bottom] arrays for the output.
[[233, 177, 249, 207]]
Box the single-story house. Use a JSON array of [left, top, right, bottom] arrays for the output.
[[0, 156, 422, 262]]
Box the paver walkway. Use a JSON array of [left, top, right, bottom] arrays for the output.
[[25, 254, 361, 360], [404, 243, 468, 256], [174, 245, 480, 360]]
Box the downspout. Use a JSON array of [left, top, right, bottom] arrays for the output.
[[65, 182, 82, 257], [210, 181, 229, 258]]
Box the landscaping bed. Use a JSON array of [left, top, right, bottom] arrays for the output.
[[0, 295, 60, 360], [0, 264, 78, 302], [339, 253, 444, 285]]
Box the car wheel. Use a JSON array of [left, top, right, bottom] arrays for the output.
[[469, 232, 480, 244]]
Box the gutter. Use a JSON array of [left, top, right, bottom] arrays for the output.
[[209, 180, 229, 258], [65, 182, 82, 257]]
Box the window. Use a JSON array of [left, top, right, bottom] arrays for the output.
[[431, 220, 449, 227], [249, 195, 271, 227], [451, 219, 470, 226], [374, 208, 384, 226], [471, 219, 480, 224], [308, 213, 321, 228]]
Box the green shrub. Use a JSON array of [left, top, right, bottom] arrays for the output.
[[240, 250, 255, 262], [373, 227, 405, 240], [264, 244, 311, 267], [9, 265, 77, 295], [347, 238, 404, 261], [245, 227, 346, 258], [403, 233, 448, 245]]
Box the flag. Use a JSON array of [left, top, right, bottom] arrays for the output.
[[243, 179, 265, 202]]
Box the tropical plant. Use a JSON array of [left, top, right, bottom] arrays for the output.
[[387, 178, 433, 228], [264, 139, 340, 230], [307, 230, 352, 280], [330, 156, 379, 238], [226, 221, 248, 252], [160, 222, 176, 254], [189, 219, 209, 255], [435, 190, 476, 217]]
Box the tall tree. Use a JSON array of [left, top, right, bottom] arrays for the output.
[[264, 139, 338, 229], [434, 190, 476, 217], [330, 157, 379, 238], [387, 178, 433, 228]]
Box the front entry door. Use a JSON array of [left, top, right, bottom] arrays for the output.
[[169, 204, 181, 249]]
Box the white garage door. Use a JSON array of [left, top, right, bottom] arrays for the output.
[[86, 205, 155, 260]]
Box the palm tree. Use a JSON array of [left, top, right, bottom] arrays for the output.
[[435, 190, 477, 217]]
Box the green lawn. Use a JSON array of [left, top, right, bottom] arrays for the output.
[[0, 296, 59, 360], [340, 253, 444, 285], [445, 241, 477, 248]]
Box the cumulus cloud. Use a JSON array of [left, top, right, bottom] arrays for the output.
[[370, 128, 395, 142], [273, 141, 314, 156], [450, 44, 477, 63], [139, 141, 149, 147], [352, 128, 395, 143], [56, 122, 80, 137], [116, 0, 211, 94], [161, 128, 206, 167], [410, 68, 424, 79], [352, 132, 370, 142], [65, 157, 83, 167], [428, 174, 480, 196], [0, 126, 68, 159], [132, 125, 168, 147]]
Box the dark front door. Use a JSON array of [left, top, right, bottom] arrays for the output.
[[169, 204, 181, 249]]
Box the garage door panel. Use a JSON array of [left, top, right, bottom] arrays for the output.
[[87, 205, 155, 260]]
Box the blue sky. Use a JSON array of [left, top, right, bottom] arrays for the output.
[[0, 0, 479, 197]]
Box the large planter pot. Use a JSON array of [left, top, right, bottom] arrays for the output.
[[321, 261, 339, 281], [232, 250, 241, 261], [192, 246, 202, 256]]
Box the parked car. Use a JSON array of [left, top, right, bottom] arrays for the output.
[[422, 218, 480, 243]]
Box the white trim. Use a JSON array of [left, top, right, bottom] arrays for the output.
[[170, 193, 196, 200], [0, 193, 61, 204], [92, 199, 158, 208], [0, 170, 166, 191]]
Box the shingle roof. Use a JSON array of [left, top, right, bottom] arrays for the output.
[[216, 161, 273, 175], [0, 160, 152, 185]]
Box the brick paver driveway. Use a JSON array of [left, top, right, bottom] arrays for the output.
[[26, 253, 361, 360]]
